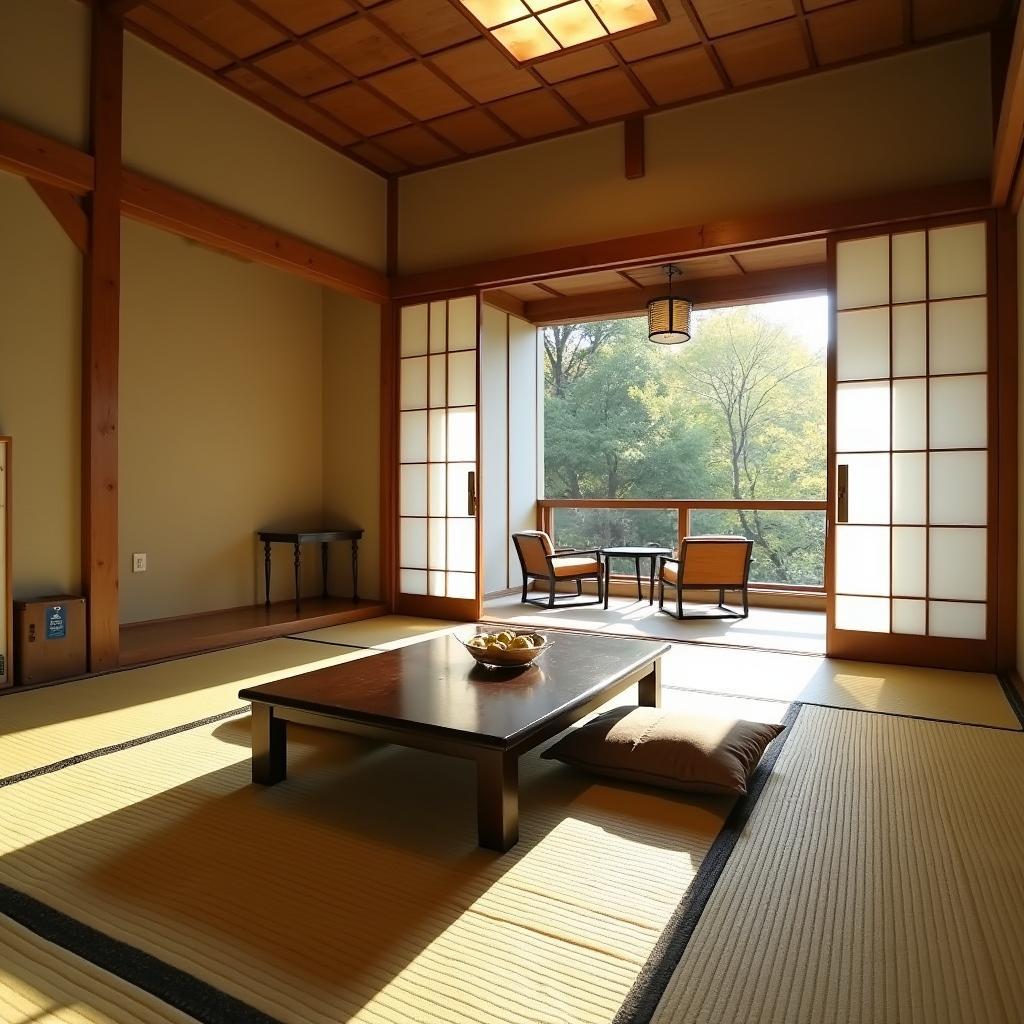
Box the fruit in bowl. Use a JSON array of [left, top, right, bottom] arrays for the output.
[[462, 630, 550, 668]]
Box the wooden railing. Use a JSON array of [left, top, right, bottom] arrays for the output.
[[535, 498, 829, 593]]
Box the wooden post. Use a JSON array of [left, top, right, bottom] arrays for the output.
[[82, 3, 123, 671], [624, 117, 645, 180]]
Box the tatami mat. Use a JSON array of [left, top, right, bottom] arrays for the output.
[[0, 639, 374, 780], [658, 642, 1020, 730], [291, 614, 462, 650], [652, 705, 1024, 1024], [0, 913, 195, 1023], [0, 686, 737, 1024]]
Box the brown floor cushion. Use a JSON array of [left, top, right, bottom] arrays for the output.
[[542, 706, 784, 796]]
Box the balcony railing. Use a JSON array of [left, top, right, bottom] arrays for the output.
[[536, 498, 828, 592]]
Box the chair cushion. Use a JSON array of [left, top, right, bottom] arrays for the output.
[[542, 706, 784, 796], [551, 556, 601, 578], [661, 560, 679, 584]]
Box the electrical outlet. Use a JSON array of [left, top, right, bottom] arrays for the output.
[[132, 552, 147, 573]]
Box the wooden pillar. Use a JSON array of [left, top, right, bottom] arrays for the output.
[[624, 117, 645, 180], [82, 3, 123, 671]]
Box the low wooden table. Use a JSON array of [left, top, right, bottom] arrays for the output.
[[257, 528, 362, 610], [239, 630, 669, 851]]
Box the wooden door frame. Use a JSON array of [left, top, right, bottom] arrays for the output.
[[825, 210, 1014, 673], [390, 290, 484, 622]]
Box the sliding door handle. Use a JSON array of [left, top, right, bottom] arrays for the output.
[[837, 464, 849, 524], [467, 471, 477, 516]]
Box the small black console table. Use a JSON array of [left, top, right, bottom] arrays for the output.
[[257, 529, 363, 610]]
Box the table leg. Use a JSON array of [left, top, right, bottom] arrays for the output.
[[251, 704, 287, 784], [638, 659, 662, 707], [321, 542, 329, 600], [603, 557, 611, 610], [351, 539, 360, 603], [293, 542, 301, 611], [648, 556, 656, 605], [477, 751, 519, 851], [263, 541, 272, 608], [634, 557, 642, 601]]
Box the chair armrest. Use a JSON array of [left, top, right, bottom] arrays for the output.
[[553, 546, 575, 553], [658, 555, 679, 572], [546, 548, 601, 565]]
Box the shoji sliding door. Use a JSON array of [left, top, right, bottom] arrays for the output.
[[827, 217, 995, 670], [396, 294, 482, 619]]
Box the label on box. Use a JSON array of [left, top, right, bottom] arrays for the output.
[[46, 606, 67, 640]]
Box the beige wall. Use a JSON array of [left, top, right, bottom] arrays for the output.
[[0, 0, 89, 148], [119, 221, 325, 623], [398, 37, 993, 273], [322, 292, 381, 602], [0, 172, 82, 601], [122, 35, 387, 269]]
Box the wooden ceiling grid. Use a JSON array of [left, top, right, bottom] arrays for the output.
[[496, 237, 828, 300], [123, 0, 1004, 176]]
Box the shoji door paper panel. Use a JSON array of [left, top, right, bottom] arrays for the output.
[[834, 221, 989, 641]]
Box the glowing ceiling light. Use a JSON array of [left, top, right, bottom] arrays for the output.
[[456, 0, 662, 65]]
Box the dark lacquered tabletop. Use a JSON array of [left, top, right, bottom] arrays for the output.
[[240, 630, 669, 746]]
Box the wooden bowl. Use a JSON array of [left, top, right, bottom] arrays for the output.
[[459, 630, 551, 669]]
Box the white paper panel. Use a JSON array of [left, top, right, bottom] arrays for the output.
[[447, 571, 476, 599], [428, 354, 446, 407], [429, 570, 446, 596], [428, 517, 446, 570], [400, 464, 427, 517], [508, 315, 540, 590], [929, 298, 987, 375], [928, 222, 986, 300], [892, 452, 927, 525], [892, 599, 926, 635], [836, 307, 889, 381], [929, 527, 986, 600], [930, 451, 986, 525], [429, 464, 446, 516], [891, 303, 927, 377], [400, 411, 428, 464], [429, 301, 447, 353], [447, 462, 474, 518], [835, 595, 889, 632], [836, 382, 890, 452], [400, 304, 428, 356], [843, 453, 889, 524], [929, 601, 986, 639], [399, 356, 427, 410], [447, 519, 476, 572], [836, 525, 889, 596], [892, 527, 926, 597], [836, 236, 889, 310], [448, 296, 478, 351], [929, 375, 987, 449], [891, 231, 926, 304], [447, 408, 476, 461], [428, 409, 446, 462], [400, 518, 427, 569], [448, 350, 477, 406], [892, 378, 926, 450], [400, 569, 427, 595], [482, 303, 510, 593]]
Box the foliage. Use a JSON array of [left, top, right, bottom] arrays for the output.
[[542, 305, 826, 584]]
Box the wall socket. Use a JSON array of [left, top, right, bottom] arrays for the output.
[[132, 552, 147, 573]]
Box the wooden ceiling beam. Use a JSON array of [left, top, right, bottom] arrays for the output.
[[0, 118, 93, 193], [624, 116, 645, 180], [992, 0, 1024, 207], [392, 179, 990, 298], [119, 170, 390, 302], [482, 289, 527, 318], [28, 181, 89, 253], [522, 265, 827, 326]]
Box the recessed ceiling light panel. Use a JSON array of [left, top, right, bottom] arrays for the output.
[[455, 0, 664, 66]]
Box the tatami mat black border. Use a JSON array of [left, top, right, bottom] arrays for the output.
[[0, 707, 249, 789], [998, 672, 1024, 729], [612, 701, 803, 1024], [0, 883, 280, 1024]]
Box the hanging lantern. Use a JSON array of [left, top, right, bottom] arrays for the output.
[[647, 264, 693, 345]]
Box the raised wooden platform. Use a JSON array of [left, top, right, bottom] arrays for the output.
[[119, 597, 386, 667]]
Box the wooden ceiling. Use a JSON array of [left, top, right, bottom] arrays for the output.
[[487, 238, 828, 321], [123, 0, 1005, 177]]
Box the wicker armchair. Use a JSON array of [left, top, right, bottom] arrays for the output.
[[512, 531, 604, 608], [658, 535, 753, 620]]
